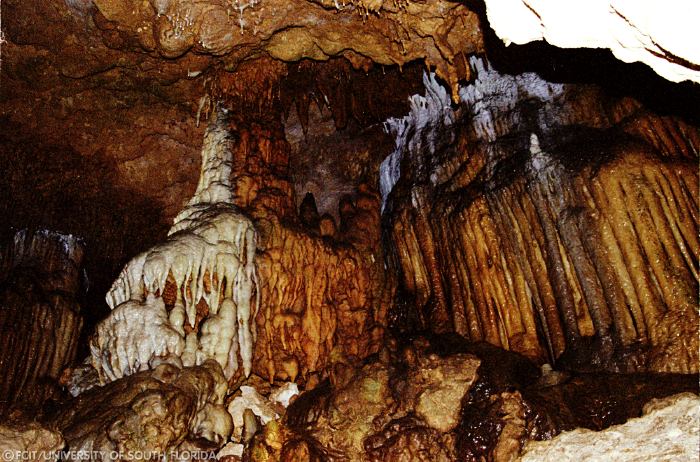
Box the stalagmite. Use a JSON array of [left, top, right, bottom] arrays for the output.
[[92, 110, 260, 381]]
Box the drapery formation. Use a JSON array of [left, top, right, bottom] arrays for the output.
[[385, 61, 699, 373]]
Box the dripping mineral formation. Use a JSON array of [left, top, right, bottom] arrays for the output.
[[383, 60, 699, 374], [93, 111, 261, 381], [0, 0, 699, 460]]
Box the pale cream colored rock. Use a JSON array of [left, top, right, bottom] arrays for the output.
[[217, 442, 244, 459], [520, 392, 700, 462], [50, 361, 231, 461], [0, 424, 64, 462], [412, 354, 480, 433], [269, 382, 299, 408], [227, 386, 279, 442], [93, 111, 260, 382]]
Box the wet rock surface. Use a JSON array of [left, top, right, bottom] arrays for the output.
[[1, 3, 698, 460], [248, 334, 698, 462], [45, 361, 230, 461], [384, 59, 699, 374], [250, 338, 480, 461]]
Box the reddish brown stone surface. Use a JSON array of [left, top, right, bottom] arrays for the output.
[[384, 77, 700, 373]]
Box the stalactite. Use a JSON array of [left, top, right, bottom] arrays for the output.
[[384, 61, 699, 372], [93, 110, 260, 382]]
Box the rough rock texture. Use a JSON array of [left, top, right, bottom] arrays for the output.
[[384, 59, 699, 373], [92, 111, 261, 383], [0, 423, 64, 462], [90, 108, 392, 385], [213, 113, 393, 383], [46, 361, 231, 461], [249, 338, 481, 461], [0, 229, 85, 412], [484, 0, 700, 84], [87, 0, 481, 97], [520, 392, 700, 462]]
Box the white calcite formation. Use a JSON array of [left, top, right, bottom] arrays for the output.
[[459, 57, 565, 144], [484, 0, 700, 84], [227, 386, 280, 442], [381, 58, 569, 213], [227, 382, 299, 443], [520, 393, 700, 461], [92, 110, 259, 382], [380, 72, 455, 211]]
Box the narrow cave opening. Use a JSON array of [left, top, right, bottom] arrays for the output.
[[0, 0, 698, 460]]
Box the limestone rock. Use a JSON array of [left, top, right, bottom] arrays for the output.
[[383, 60, 699, 374], [228, 386, 279, 443], [520, 392, 700, 462], [0, 423, 64, 462], [47, 361, 231, 461], [250, 340, 480, 461], [0, 229, 85, 411]]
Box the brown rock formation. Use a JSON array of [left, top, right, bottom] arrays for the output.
[[250, 338, 481, 461], [0, 423, 64, 462], [234, 117, 393, 382], [88, 0, 481, 97], [0, 229, 85, 412], [384, 61, 699, 373], [216, 117, 393, 382], [47, 361, 231, 461]]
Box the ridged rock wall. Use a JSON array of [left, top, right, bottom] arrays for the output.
[[0, 229, 85, 410], [228, 117, 393, 382], [92, 112, 392, 386], [384, 59, 699, 373]]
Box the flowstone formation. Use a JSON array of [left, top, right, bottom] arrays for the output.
[[0, 229, 86, 411], [91, 107, 391, 386], [383, 58, 699, 373], [92, 110, 260, 382]]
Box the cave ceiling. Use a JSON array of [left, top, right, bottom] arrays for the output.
[[1, 0, 482, 112], [0, 0, 483, 218]]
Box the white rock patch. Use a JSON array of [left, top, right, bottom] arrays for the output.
[[92, 110, 260, 382], [520, 392, 700, 461]]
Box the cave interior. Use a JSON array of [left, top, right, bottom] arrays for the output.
[[0, 0, 698, 460]]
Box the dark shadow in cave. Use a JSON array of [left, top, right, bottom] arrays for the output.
[[462, 0, 700, 124], [0, 117, 171, 359]]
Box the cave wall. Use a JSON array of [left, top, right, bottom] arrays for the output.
[[0, 230, 85, 410], [223, 114, 395, 382], [384, 60, 699, 373]]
